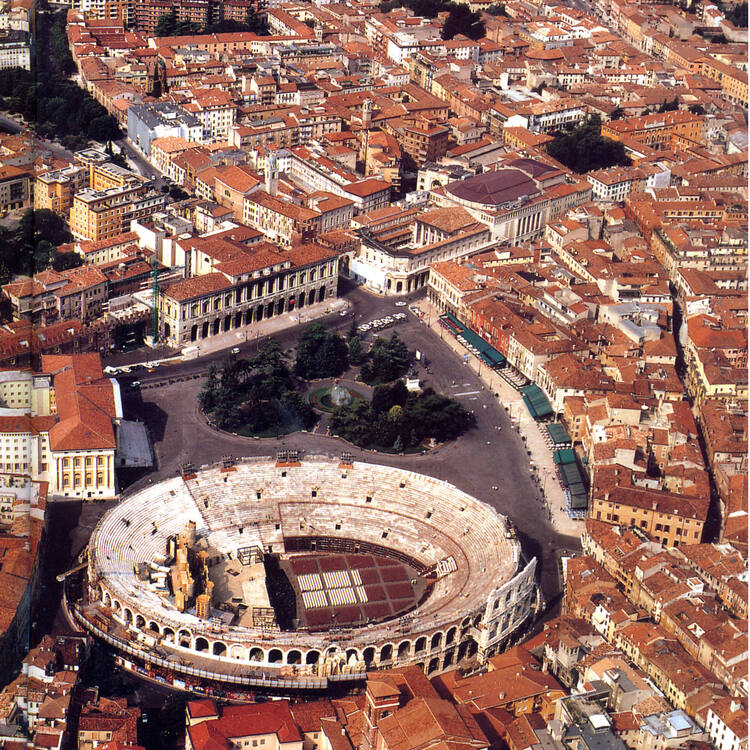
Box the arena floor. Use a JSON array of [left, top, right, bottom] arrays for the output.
[[282, 553, 427, 630]]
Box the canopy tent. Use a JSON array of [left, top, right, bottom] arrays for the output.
[[521, 384, 553, 420], [458, 326, 493, 354], [546, 423, 571, 446], [569, 492, 588, 510], [559, 461, 586, 492], [440, 312, 464, 334], [554, 448, 576, 465], [483, 347, 506, 367]]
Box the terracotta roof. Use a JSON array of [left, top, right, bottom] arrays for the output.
[[41, 354, 118, 453], [162, 273, 233, 302]]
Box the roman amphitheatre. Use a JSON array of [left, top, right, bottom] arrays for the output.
[[72, 454, 539, 695]]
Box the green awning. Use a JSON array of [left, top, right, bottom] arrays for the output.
[[520, 384, 553, 420], [457, 326, 492, 354], [546, 423, 571, 446], [570, 492, 588, 510], [522, 394, 537, 418], [443, 312, 464, 332], [484, 348, 506, 366], [559, 461, 586, 491], [446, 317, 506, 367], [554, 448, 576, 465]]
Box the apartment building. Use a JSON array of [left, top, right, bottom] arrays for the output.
[[70, 184, 166, 242], [33, 165, 89, 215], [0, 165, 31, 214], [601, 112, 704, 150]]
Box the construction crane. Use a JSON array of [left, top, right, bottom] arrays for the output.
[[151, 258, 160, 344]]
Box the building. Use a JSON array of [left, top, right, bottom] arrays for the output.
[[432, 158, 591, 242], [705, 698, 748, 750], [0, 34, 30, 71], [127, 102, 204, 156], [0, 165, 32, 214], [78, 697, 140, 750], [1, 266, 109, 325], [33, 165, 89, 216], [354, 206, 492, 295], [158, 237, 342, 349], [69, 183, 167, 242]]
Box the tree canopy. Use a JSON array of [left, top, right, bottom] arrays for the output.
[[546, 114, 632, 174], [0, 209, 77, 287], [725, 1, 748, 26], [329, 381, 476, 451], [294, 323, 349, 379], [0, 10, 120, 144], [199, 341, 316, 435], [378, 0, 485, 39], [360, 332, 411, 385], [658, 97, 679, 112]]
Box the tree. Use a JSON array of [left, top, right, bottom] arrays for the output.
[[546, 115, 631, 174], [361, 332, 411, 385], [169, 185, 189, 201], [486, 3, 507, 15], [199, 363, 219, 413], [658, 97, 679, 112], [329, 383, 475, 450], [199, 342, 316, 435], [52, 251, 84, 271], [155, 13, 177, 36], [348, 336, 364, 365], [609, 106, 625, 120], [441, 5, 485, 40], [295, 323, 348, 379], [689, 103, 706, 115], [725, 1, 748, 26], [245, 7, 270, 34]]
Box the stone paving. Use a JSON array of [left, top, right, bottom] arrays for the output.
[[416, 299, 584, 540]]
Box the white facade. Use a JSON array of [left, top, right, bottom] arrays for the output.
[[0, 39, 30, 71]]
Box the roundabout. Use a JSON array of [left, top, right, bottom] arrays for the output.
[[72, 455, 539, 697]]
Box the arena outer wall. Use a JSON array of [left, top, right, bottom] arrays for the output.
[[74, 456, 539, 695]]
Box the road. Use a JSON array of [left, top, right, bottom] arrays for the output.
[[114, 284, 579, 612], [0, 111, 166, 187]]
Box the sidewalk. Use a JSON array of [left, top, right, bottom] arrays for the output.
[[181, 297, 350, 359], [416, 299, 584, 539]]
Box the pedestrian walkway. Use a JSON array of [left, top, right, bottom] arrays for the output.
[[181, 298, 350, 359], [417, 299, 584, 539]]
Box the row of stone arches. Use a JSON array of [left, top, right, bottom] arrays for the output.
[[100, 588, 479, 674], [186, 287, 329, 343]]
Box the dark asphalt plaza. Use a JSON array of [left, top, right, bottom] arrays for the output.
[[118, 285, 580, 611]]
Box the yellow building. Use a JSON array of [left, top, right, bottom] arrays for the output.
[[70, 184, 166, 242], [700, 57, 749, 106], [33, 165, 89, 216]]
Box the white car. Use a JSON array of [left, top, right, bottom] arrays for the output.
[[231, 347, 240, 354], [395, 301, 407, 307]]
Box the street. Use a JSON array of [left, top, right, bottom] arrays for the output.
[[0, 112, 166, 187], [114, 284, 579, 613]]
